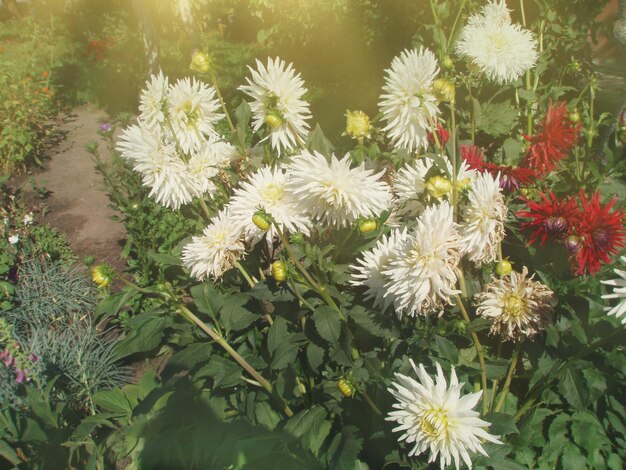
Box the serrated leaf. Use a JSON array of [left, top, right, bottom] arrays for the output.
[[484, 412, 518, 436], [94, 288, 138, 321], [220, 294, 257, 332], [306, 342, 325, 370], [433, 335, 458, 363], [313, 306, 341, 345], [348, 306, 395, 339], [92, 389, 132, 415], [502, 138, 524, 164], [325, 426, 363, 470], [148, 251, 182, 266], [308, 124, 334, 155], [561, 444, 588, 468], [477, 100, 518, 137], [196, 356, 242, 389], [115, 312, 170, 358], [165, 342, 213, 375], [571, 411, 611, 455], [284, 406, 332, 456], [191, 282, 223, 318], [0, 439, 20, 466], [558, 368, 589, 409], [267, 316, 289, 356], [272, 338, 300, 370]]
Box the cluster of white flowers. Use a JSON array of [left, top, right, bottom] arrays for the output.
[[455, 0, 538, 84], [117, 73, 237, 210]]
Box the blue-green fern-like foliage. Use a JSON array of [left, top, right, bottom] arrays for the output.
[[0, 259, 128, 410]]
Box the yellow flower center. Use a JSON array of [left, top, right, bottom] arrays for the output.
[[420, 407, 449, 440], [261, 184, 284, 204], [503, 293, 526, 318]]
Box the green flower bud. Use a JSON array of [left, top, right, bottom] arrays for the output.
[[425, 175, 453, 199], [433, 79, 455, 102], [265, 112, 283, 129], [91, 264, 115, 288], [252, 210, 272, 231], [495, 259, 513, 276], [337, 377, 356, 398], [358, 218, 377, 234], [271, 260, 287, 282], [344, 110, 372, 140], [189, 50, 212, 74]]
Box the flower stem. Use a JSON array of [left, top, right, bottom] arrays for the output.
[[456, 294, 489, 414], [275, 225, 346, 321], [494, 343, 522, 412], [210, 71, 236, 135], [234, 261, 257, 288], [446, 0, 468, 52], [198, 198, 213, 222], [178, 304, 293, 417], [361, 389, 383, 416]]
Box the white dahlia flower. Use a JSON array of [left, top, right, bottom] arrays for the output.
[[117, 124, 198, 209], [239, 57, 311, 155], [455, 0, 538, 84], [167, 77, 223, 153], [387, 360, 501, 470], [384, 201, 461, 317], [475, 267, 555, 341], [601, 256, 626, 325], [181, 209, 246, 280], [393, 157, 435, 218], [350, 228, 410, 310], [379, 48, 440, 153], [285, 150, 392, 228], [459, 172, 508, 266], [138, 71, 169, 128], [228, 166, 311, 244]]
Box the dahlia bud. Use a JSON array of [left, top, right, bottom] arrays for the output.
[[358, 218, 377, 234], [271, 260, 287, 282], [344, 110, 372, 140], [337, 377, 356, 398], [425, 175, 453, 199], [544, 216, 567, 234], [564, 235, 582, 253], [252, 210, 272, 231], [189, 50, 212, 74], [496, 259, 513, 276], [568, 110, 581, 124], [433, 79, 455, 102], [91, 264, 115, 288], [264, 112, 283, 129], [441, 56, 454, 70]]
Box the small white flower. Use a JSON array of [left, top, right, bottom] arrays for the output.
[[455, 0, 538, 84], [379, 48, 440, 153], [387, 360, 501, 470], [384, 202, 461, 317], [168, 77, 224, 153], [228, 166, 312, 244], [350, 228, 410, 310], [476, 267, 555, 341], [138, 71, 169, 128], [22, 213, 34, 225], [181, 209, 246, 280], [393, 157, 435, 218], [8, 234, 19, 244], [459, 172, 508, 266], [285, 150, 392, 228], [239, 57, 312, 155], [601, 256, 626, 325]]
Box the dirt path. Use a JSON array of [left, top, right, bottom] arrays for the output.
[[22, 104, 126, 270]]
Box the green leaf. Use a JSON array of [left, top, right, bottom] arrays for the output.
[[0, 439, 20, 466], [284, 406, 332, 456], [92, 389, 132, 415], [571, 411, 610, 455], [71, 414, 116, 440], [306, 342, 325, 370], [220, 293, 257, 332], [348, 305, 395, 339], [148, 251, 182, 266], [433, 335, 458, 363], [267, 316, 289, 355], [484, 412, 518, 436], [196, 356, 242, 389], [235, 100, 252, 149], [165, 342, 213, 375], [254, 401, 281, 431], [325, 426, 363, 470], [94, 288, 138, 321], [272, 338, 301, 370], [476, 100, 518, 137], [502, 138, 524, 164], [312, 306, 341, 345], [561, 444, 588, 468], [558, 368, 589, 409], [115, 312, 170, 357], [308, 124, 334, 155], [191, 282, 223, 318]]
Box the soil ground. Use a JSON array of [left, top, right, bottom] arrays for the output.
[[17, 104, 126, 271]]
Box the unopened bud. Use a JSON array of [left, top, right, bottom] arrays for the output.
[[271, 260, 287, 282], [344, 110, 371, 140], [265, 112, 283, 129], [544, 216, 567, 234], [252, 210, 272, 231], [425, 175, 453, 199], [433, 79, 455, 102], [189, 50, 212, 74], [337, 377, 356, 398], [91, 264, 115, 288], [358, 218, 377, 234], [564, 235, 582, 253], [495, 259, 513, 276]]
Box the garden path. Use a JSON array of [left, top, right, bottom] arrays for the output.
[[22, 104, 126, 270]]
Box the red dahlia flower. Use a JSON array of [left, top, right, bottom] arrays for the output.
[[516, 190, 580, 245], [569, 191, 625, 276], [461, 144, 537, 192], [522, 101, 581, 175], [428, 123, 450, 147]]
